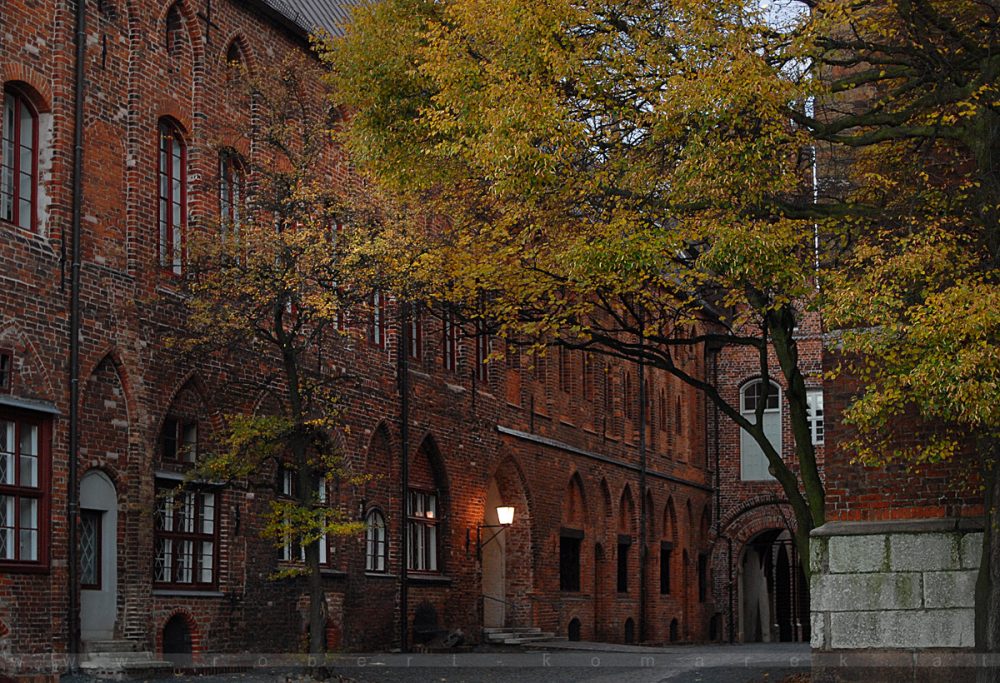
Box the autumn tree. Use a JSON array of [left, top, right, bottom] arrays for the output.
[[328, 3, 998, 651], [326, 0, 829, 573], [171, 53, 366, 657], [797, 0, 1000, 662]]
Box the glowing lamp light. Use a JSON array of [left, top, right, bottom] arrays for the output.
[[496, 506, 515, 526]]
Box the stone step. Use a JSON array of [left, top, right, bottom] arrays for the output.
[[500, 633, 557, 645], [483, 627, 542, 635], [82, 639, 143, 653], [80, 645, 175, 681]]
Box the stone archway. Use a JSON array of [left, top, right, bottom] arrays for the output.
[[481, 459, 532, 629], [739, 529, 807, 643], [80, 470, 118, 641]]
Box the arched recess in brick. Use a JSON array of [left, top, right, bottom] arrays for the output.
[[0, 321, 55, 402], [715, 499, 805, 644], [410, 433, 449, 569], [617, 485, 637, 601], [482, 457, 533, 629], [598, 478, 612, 533], [80, 355, 131, 475], [158, 609, 199, 665]]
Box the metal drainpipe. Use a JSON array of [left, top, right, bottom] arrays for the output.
[[68, 0, 88, 670], [398, 303, 410, 653], [637, 331, 647, 643]]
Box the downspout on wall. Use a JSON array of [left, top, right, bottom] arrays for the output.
[[68, 0, 88, 670], [637, 332, 647, 643], [398, 303, 410, 653]]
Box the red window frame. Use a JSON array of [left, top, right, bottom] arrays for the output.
[[406, 488, 439, 573], [153, 481, 219, 589], [0, 349, 12, 394], [161, 417, 198, 464], [1, 86, 39, 232], [0, 410, 51, 571], [158, 119, 187, 276]]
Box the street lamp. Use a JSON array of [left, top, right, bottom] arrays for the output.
[[472, 505, 515, 560]]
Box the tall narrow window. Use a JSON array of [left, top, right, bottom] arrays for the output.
[[740, 380, 781, 481], [80, 510, 102, 589], [806, 389, 825, 445], [475, 322, 488, 383], [658, 388, 667, 432], [698, 552, 709, 602], [559, 529, 582, 591], [0, 414, 48, 566], [165, 3, 184, 55], [408, 305, 422, 360], [659, 542, 672, 594], [219, 150, 245, 243], [0, 351, 12, 393], [370, 291, 386, 347], [158, 119, 186, 275], [1, 87, 38, 231], [617, 536, 631, 593], [365, 509, 387, 572], [623, 372, 633, 420], [581, 352, 592, 401], [442, 312, 457, 372], [603, 364, 613, 428], [558, 347, 570, 393], [407, 489, 438, 572]]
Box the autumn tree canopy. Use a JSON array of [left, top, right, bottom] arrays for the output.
[[326, 0, 998, 652]]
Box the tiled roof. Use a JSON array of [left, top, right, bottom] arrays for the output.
[[258, 0, 358, 37]]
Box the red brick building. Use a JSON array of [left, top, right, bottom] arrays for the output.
[[0, 0, 817, 678]]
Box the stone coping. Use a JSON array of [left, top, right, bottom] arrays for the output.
[[811, 517, 983, 537]]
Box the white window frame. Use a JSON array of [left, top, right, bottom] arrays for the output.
[[806, 389, 824, 445], [739, 380, 781, 481]]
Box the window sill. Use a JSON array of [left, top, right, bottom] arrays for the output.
[[407, 573, 451, 586], [0, 562, 49, 574], [365, 571, 395, 580], [152, 589, 225, 598], [321, 568, 347, 579]]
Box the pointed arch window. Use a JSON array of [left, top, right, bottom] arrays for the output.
[[165, 4, 184, 55], [158, 119, 186, 275], [365, 509, 387, 572], [1, 86, 38, 231], [219, 150, 246, 243]]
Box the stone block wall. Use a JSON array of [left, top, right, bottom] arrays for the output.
[[810, 519, 981, 651]]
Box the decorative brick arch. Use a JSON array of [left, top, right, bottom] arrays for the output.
[[1, 64, 53, 112], [155, 0, 206, 63], [79, 349, 137, 428], [219, 31, 257, 74], [0, 320, 57, 403], [157, 609, 201, 661]]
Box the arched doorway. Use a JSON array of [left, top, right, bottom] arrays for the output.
[[481, 459, 531, 629], [80, 470, 118, 642], [482, 480, 507, 628], [162, 614, 193, 666], [739, 529, 808, 643]]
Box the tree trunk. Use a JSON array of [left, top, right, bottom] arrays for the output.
[[976, 438, 1000, 683]]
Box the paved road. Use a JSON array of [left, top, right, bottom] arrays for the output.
[[169, 643, 811, 683]]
